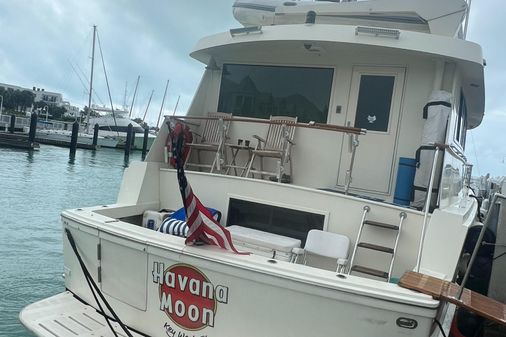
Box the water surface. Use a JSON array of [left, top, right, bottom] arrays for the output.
[[0, 145, 141, 336]]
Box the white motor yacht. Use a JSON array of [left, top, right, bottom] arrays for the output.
[[21, 1, 501, 336], [89, 106, 156, 149]]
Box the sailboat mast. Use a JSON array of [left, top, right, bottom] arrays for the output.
[[142, 90, 154, 122], [123, 81, 128, 111], [128, 75, 140, 118], [86, 25, 97, 133], [156, 79, 170, 129]]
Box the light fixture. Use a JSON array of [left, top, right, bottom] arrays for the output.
[[230, 26, 262, 37], [355, 26, 400, 39]]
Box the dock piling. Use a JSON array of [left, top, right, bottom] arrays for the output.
[[28, 113, 37, 143], [131, 130, 136, 150], [142, 128, 149, 161], [124, 123, 133, 161], [69, 122, 79, 158], [9, 115, 16, 133], [92, 123, 99, 147]]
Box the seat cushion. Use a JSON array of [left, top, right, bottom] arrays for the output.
[[158, 207, 221, 237]]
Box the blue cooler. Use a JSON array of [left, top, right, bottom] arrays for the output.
[[394, 157, 416, 206]]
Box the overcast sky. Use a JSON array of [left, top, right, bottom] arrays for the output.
[[0, 0, 504, 177]]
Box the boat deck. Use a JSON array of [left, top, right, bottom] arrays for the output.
[[19, 292, 143, 337]]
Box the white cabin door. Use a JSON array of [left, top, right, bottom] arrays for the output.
[[338, 66, 405, 195]]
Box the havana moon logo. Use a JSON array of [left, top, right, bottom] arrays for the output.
[[152, 262, 229, 330]]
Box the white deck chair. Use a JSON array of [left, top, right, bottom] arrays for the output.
[[185, 112, 232, 172], [292, 229, 350, 273], [245, 116, 297, 183]]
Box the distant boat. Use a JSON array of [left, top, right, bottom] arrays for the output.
[[88, 105, 156, 149], [35, 128, 118, 148]]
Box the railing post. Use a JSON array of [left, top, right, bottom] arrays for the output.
[[142, 127, 149, 161], [344, 134, 359, 195], [9, 114, 16, 133], [215, 118, 226, 172]]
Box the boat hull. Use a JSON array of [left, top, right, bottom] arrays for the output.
[[35, 214, 441, 337]]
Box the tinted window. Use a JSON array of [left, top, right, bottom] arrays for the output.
[[226, 198, 325, 244], [354, 75, 395, 132], [218, 64, 333, 123], [457, 91, 467, 147]]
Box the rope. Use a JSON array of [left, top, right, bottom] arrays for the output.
[[435, 319, 447, 337], [65, 228, 133, 337]]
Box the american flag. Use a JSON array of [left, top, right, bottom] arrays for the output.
[[170, 122, 246, 254]]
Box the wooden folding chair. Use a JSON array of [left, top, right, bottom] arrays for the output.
[[245, 116, 297, 182], [185, 112, 232, 173]]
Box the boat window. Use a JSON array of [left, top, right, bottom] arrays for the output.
[[226, 198, 325, 244], [354, 75, 395, 132], [456, 91, 468, 148], [217, 64, 333, 123]]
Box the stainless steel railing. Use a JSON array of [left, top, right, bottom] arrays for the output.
[[415, 142, 473, 272]]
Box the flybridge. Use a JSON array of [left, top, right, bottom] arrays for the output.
[[232, 0, 470, 37]]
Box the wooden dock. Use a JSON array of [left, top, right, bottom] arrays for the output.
[[34, 135, 97, 150], [0, 132, 40, 150]]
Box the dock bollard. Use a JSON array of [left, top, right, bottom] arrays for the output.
[[131, 130, 136, 151], [9, 114, 16, 133], [124, 123, 133, 161], [28, 113, 38, 143], [92, 123, 99, 148], [69, 121, 79, 158], [142, 127, 149, 161]]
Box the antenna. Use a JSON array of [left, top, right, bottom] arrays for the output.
[[463, 0, 473, 39]]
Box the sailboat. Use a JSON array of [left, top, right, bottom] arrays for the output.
[[21, 1, 505, 336], [34, 25, 119, 149]]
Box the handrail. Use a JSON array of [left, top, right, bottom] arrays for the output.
[[415, 142, 474, 273], [168, 115, 367, 135], [169, 114, 365, 193], [433, 142, 467, 165]]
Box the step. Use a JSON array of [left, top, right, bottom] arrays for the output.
[[364, 220, 399, 230], [357, 242, 394, 254], [351, 265, 389, 279]]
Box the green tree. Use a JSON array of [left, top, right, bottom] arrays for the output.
[[33, 101, 67, 120], [0, 87, 34, 112]]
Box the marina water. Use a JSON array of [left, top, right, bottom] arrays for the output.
[[0, 145, 141, 336]]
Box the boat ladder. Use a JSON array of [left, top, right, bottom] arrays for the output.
[[348, 206, 407, 282]]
